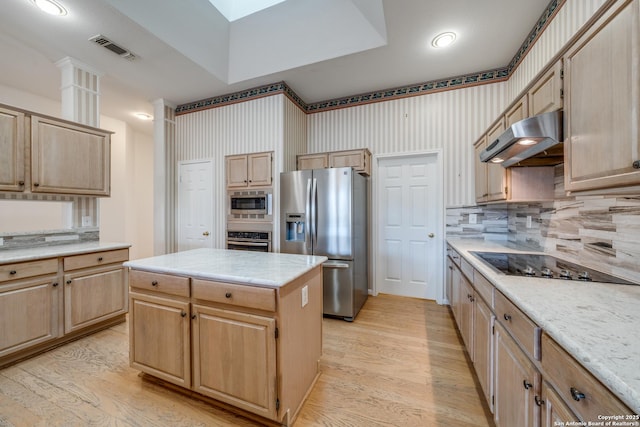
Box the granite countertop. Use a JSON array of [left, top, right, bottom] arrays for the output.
[[447, 238, 640, 414], [124, 248, 328, 288], [0, 241, 131, 264]]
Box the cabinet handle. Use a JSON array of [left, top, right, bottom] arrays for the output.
[[97, 257, 103, 261], [191, 314, 197, 320], [52, 282, 59, 287], [18, 181, 24, 186], [180, 311, 187, 317], [34, 183, 40, 187], [534, 396, 544, 406], [66, 279, 72, 284], [151, 281, 158, 286], [570, 387, 586, 401], [225, 292, 232, 298], [523, 380, 532, 390], [503, 314, 512, 321], [9, 270, 17, 275], [633, 160, 640, 169]]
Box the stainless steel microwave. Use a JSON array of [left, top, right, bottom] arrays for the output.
[[229, 192, 272, 216]]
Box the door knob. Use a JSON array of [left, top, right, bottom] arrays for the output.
[[203, 231, 210, 236], [428, 233, 435, 238]]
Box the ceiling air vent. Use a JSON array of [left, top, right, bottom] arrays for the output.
[[89, 35, 136, 60]]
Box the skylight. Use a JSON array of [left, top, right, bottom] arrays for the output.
[[207, 0, 285, 21]]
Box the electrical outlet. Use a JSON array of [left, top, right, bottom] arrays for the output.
[[82, 216, 92, 227], [469, 213, 477, 224], [526, 215, 533, 229], [301, 285, 309, 308], [0, 237, 3, 246]]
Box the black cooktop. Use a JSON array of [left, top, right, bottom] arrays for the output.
[[470, 251, 636, 285]]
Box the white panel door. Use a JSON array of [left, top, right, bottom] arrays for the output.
[[377, 154, 441, 300], [178, 160, 213, 251]]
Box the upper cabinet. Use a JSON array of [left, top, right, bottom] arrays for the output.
[[564, 0, 640, 192], [0, 104, 112, 197], [226, 151, 273, 189], [0, 106, 25, 192], [297, 148, 371, 176], [528, 60, 563, 117], [31, 116, 111, 196], [486, 119, 508, 202]]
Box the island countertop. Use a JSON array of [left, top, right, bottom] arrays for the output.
[[124, 248, 328, 288]]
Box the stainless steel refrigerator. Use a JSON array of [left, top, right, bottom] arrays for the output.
[[280, 167, 368, 321]]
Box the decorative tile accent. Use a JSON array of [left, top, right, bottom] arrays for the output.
[[175, 1, 564, 115]]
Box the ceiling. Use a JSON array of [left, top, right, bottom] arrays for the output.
[[0, 0, 551, 135]]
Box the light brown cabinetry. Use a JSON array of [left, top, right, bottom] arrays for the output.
[[226, 152, 273, 188], [486, 119, 507, 201], [474, 137, 489, 203], [564, 0, 640, 192], [494, 321, 540, 427], [0, 106, 25, 192], [528, 60, 563, 117], [297, 148, 371, 176], [31, 116, 111, 196], [541, 333, 632, 422], [0, 258, 60, 357], [0, 247, 128, 368], [506, 95, 529, 127], [540, 380, 579, 426], [0, 103, 112, 197], [128, 265, 323, 426], [474, 296, 494, 411]]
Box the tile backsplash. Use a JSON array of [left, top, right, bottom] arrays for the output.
[[446, 196, 640, 283]]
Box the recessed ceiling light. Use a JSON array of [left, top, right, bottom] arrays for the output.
[[431, 32, 456, 49], [31, 0, 67, 16], [134, 113, 153, 121]]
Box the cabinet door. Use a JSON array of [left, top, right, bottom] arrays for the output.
[[226, 155, 248, 188], [329, 149, 371, 175], [459, 276, 475, 359], [474, 296, 494, 412], [192, 304, 277, 420], [486, 119, 508, 201], [541, 381, 579, 427], [129, 292, 191, 388], [564, 0, 640, 191], [0, 277, 59, 357], [450, 264, 462, 326], [506, 95, 529, 126], [528, 60, 563, 117], [474, 136, 488, 203], [31, 116, 110, 196], [297, 153, 328, 170], [0, 106, 25, 192], [494, 322, 539, 427], [248, 152, 273, 187], [63, 265, 128, 334]]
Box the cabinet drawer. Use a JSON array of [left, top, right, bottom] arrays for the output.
[[192, 279, 276, 312], [448, 248, 461, 268], [64, 248, 129, 271], [473, 272, 494, 308], [495, 290, 541, 360], [0, 258, 58, 283], [461, 258, 474, 282], [129, 270, 190, 298], [541, 334, 632, 421]]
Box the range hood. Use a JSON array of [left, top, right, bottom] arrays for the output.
[[479, 110, 564, 167]]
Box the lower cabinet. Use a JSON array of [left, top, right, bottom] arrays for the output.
[[192, 305, 277, 420], [0, 276, 60, 357], [64, 264, 128, 334], [458, 275, 475, 356], [473, 296, 494, 412], [493, 321, 540, 427], [129, 291, 191, 388], [540, 380, 579, 427]]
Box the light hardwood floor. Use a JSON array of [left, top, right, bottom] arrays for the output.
[[0, 294, 493, 426]]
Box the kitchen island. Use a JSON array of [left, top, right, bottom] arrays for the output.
[[124, 248, 327, 427]]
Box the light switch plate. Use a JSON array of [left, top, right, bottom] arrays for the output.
[[82, 216, 92, 227], [526, 215, 532, 228], [0, 237, 3, 246], [301, 285, 309, 307], [469, 213, 477, 224]]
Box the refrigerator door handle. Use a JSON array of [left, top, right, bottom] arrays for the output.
[[322, 261, 350, 269], [311, 177, 318, 249], [305, 178, 312, 251]]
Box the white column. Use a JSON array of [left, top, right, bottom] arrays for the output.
[[55, 57, 102, 127], [152, 98, 176, 255]]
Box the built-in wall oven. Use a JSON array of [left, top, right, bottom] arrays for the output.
[[226, 230, 272, 252]]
